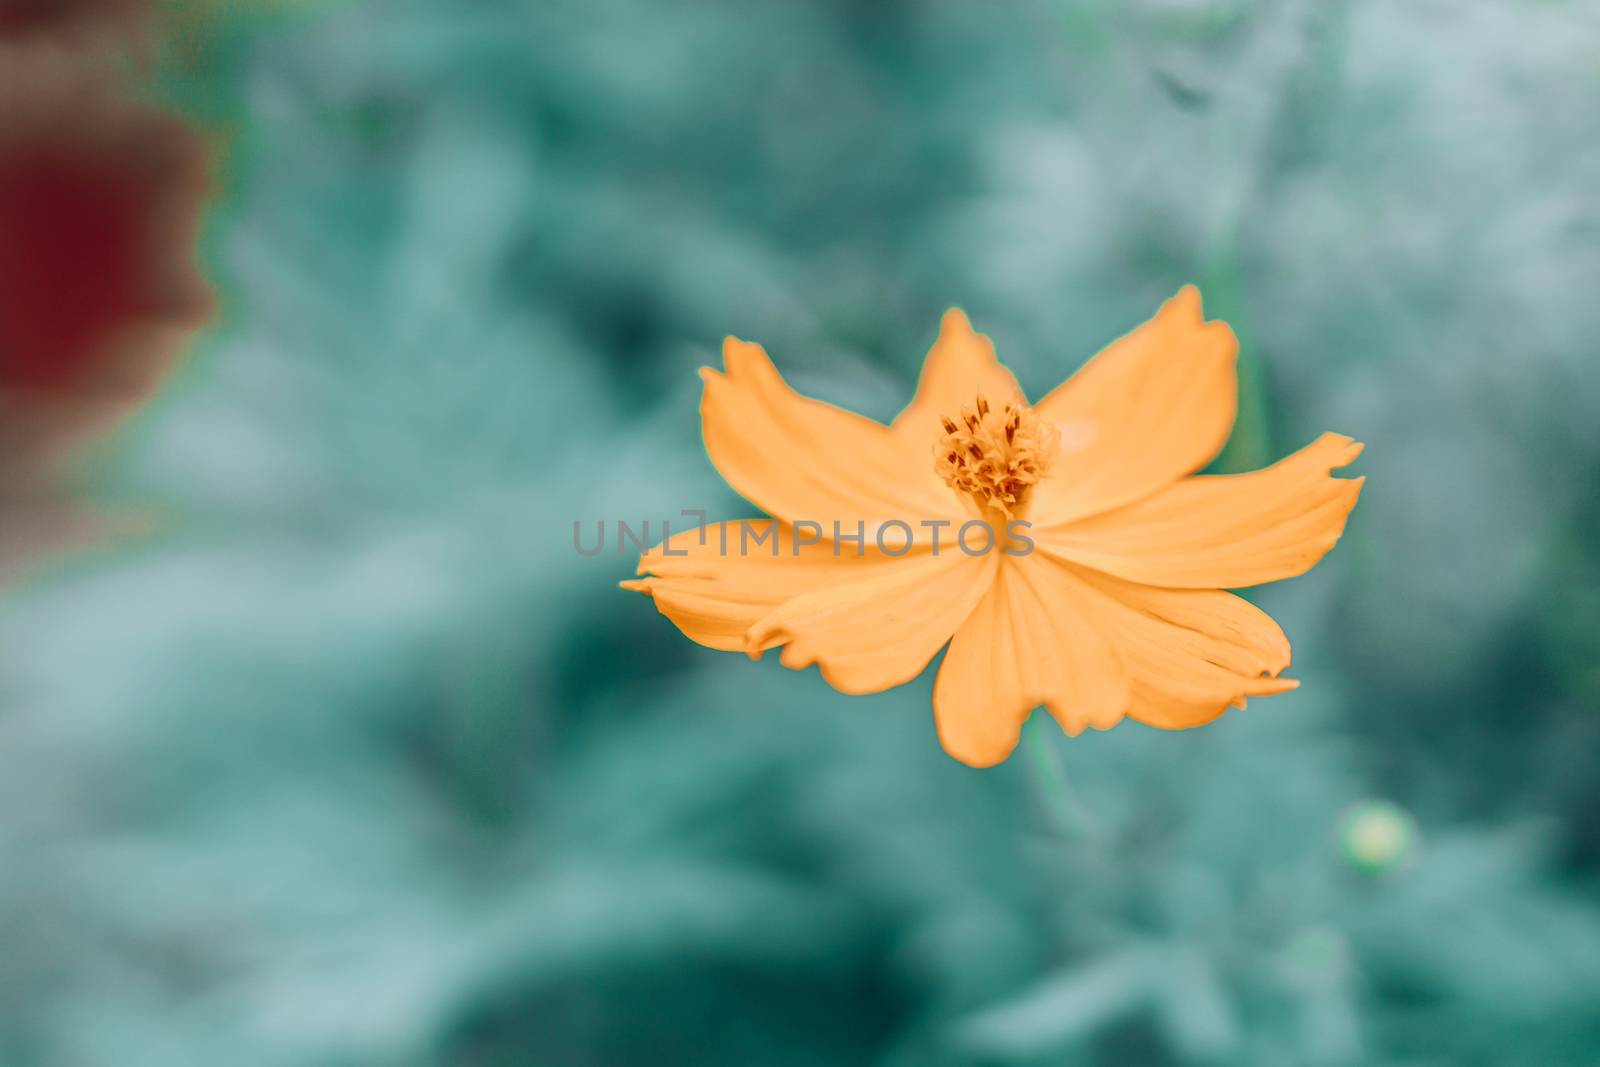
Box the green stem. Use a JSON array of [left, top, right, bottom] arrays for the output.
[[1024, 717, 1104, 838]]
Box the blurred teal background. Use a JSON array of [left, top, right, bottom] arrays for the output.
[[4, 1, 1600, 1064]]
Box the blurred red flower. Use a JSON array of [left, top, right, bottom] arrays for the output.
[[0, 0, 151, 40], [0, 49, 211, 476]]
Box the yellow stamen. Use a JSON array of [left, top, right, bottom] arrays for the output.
[[933, 392, 1060, 517]]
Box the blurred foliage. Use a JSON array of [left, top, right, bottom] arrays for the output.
[[3, 0, 1600, 1064]]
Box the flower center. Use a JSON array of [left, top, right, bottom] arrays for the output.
[[933, 392, 1060, 517]]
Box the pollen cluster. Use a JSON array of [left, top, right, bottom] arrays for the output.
[[933, 393, 1060, 517]]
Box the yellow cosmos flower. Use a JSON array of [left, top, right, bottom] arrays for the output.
[[623, 287, 1363, 767]]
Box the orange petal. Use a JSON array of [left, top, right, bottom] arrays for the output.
[[892, 308, 1027, 440], [1030, 286, 1239, 524], [1068, 564, 1300, 729], [748, 549, 996, 696], [932, 556, 1130, 768], [701, 337, 957, 531], [624, 520, 906, 652], [1036, 433, 1364, 589]]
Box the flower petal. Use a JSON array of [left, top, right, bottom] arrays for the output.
[[701, 337, 957, 531], [1029, 286, 1239, 524], [892, 308, 1026, 440], [747, 548, 996, 696], [1036, 432, 1364, 589], [1068, 565, 1299, 730], [624, 520, 906, 652], [932, 556, 1130, 767]]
